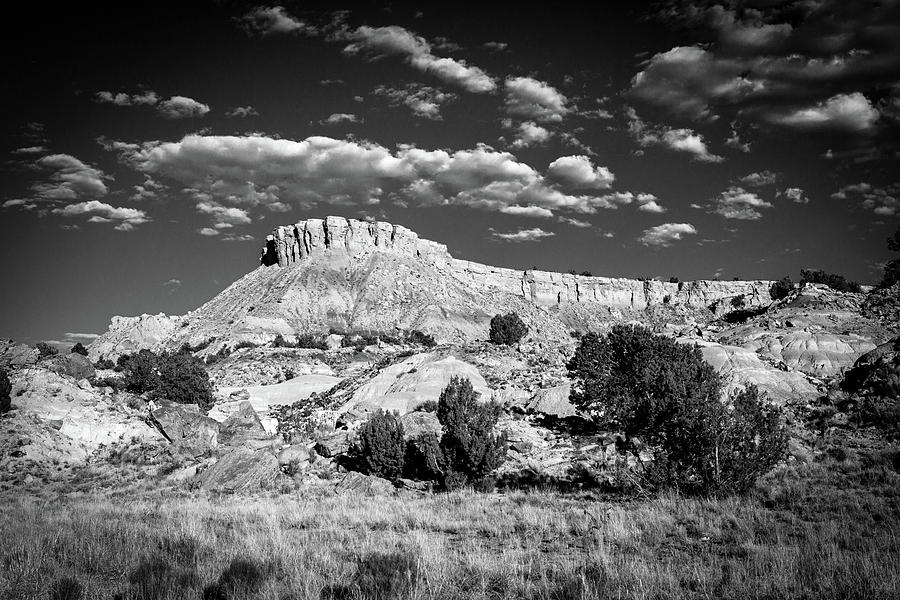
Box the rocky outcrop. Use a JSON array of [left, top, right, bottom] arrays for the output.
[[90, 313, 181, 361], [151, 401, 220, 455], [44, 353, 95, 380], [526, 384, 576, 418], [196, 448, 279, 492]]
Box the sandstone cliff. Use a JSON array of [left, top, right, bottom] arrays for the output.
[[92, 216, 773, 359]]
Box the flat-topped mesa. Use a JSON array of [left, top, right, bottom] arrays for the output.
[[261, 216, 451, 268]]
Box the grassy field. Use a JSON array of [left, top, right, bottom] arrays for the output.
[[2, 451, 899, 600]]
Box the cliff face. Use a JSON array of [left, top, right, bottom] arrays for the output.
[[264, 216, 772, 311]]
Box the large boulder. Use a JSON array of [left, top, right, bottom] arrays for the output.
[[526, 383, 576, 418], [0, 341, 39, 367], [333, 471, 394, 495], [44, 353, 95, 380], [151, 401, 219, 455], [196, 448, 279, 492], [314, 430, 351, 457], [843, 337, 900, 397], [218, 401, 269, 447]]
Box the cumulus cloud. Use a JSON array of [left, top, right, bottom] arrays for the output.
[[238, 6, 314, 36], [547, 155, 614, 189], [778, 187, 809, 204], [491, 227, 555, 242], [509, 121, 552, 149], [321, 113, 360, 124], [52, 200, 150, 230], [504, 77, 568, 122], [558, 216, 591, 228], [226, 106, 259, 118], [832, 182, 899, 216], [30, 154, 109, 201], [626, 108, 723, 163], [766, 92, 879, 132], [157, 96, 210, 119], [64, 332, 99, 341], [342, 25, 496, 93], [639, 223, 697, 246], [373, 84, 455, 120], [710, 186, 773, 220], [95, 90, 159, 106], [12, 145, 47, 155], [196, 200, 252, 229], [636, 196, 667, 213], [738, 171, 778, 187], [500, 205, 554, 218]]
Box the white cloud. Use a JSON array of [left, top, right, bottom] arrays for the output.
[[767, 92, 879, 132], [509, 121, 551, 148], [12, 145, 48, 155], [626, 108, 723, 163], [547, 155, 614, 189], [778, 187, 808, 204], [198, 227, 220, 236], [373, 84, 455, 120], [711, 186, 772, 219], [636, 195, 666, 213], [738, 171, 778, 187], [238, 6, 314, 36], [31, 154, 108, 200], [321, 113, 360, 124], [500, 205, 554, 218], [639, 223, 697, 246], [558, 216, 591, 228], [832, 182, 899, 216], [226, 106, 259, 118], [162, 278, 182, 288], [64, 332, 99, 340], [196, 200, 252, 228], [52, 200, 150, 230], [342, 25, 496, 93], [95, 90, 159, 106], [157, 96, 210, 119], [491, 227, 555, 242], [504, 77, 569, 122]]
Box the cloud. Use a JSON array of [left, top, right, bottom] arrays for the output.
[[162, 278, 182, 288], [636, 195, 666, 213], [64, 332, 99, 341], [558, 216, 591, 228], [509, 121, 552, 149], [95, 90, 159, 106], [238, 6, 314, 36], [710, 186, 773, 220], [765, 92, 879, 132], [500, 205, 554, 218], [342, 25, 496, 93], [832, 182, 900, 216], [226, 106, 259, 118], [373, 84, 455, 120], [491, 227, 555, 242], [504, 77, 568, 122], [483, 41, 508, 51], [12, 146, 48, 155], [157, 96, 210, 119], [51, 200, 150, 230], [778, 187, 809, 204], [626, 108, 723, 162], [547, 155, 615, 189], [321, 113, 360, 124], [738, 171, 778, 187], [639, 223, 697, 246], [30, 154, 109, 201]]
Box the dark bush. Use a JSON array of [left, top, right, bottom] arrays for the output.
[[580, 270, 593, 277], [70, 342, 89, 356], [408, 330, 436, 347], [232, 340, 258, 351], [722, 305, 767, 324], [203, 557, 268, 600], [404, 432, 443, 481], [272, 334, 292, 348], [489, 312, 528, 345], [121, 349, 161, 394], [568, 325, 787, 495], [881, 228, 900, 287], [35, 342, 58, 359], [669, 276, 680, 284], [0, 369, 11, 414], [769, 276, 794, 300], [436, 377, 507, 489], [179, 338, 215, 354], [49, 576, 83, 600], [119, 349, 214, 411], [296, 333, 328, 350], [800, 268, 861, 293], [730, 294, 746, 308], [357, 409, 406, 480], [94, 357, 115, 370], [416, 400, 438, 412]]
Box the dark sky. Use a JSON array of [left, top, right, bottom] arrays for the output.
[[2, 0, 899, 345]]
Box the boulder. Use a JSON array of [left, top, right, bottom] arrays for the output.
[[44, 353, 95, 380], [218, 401, 269, 447], [0, 342, 39, 367], [196, 448, 279, 492], [399, 411, 442, 440], [151, 401, 219, 455], [314, 430, 351, 457], [843, 336, 900, 397], [526, 384, 576, 418], [334, 471, 394, 495], [325, 334, 344, 350]]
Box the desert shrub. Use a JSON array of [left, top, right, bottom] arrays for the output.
[[489, 312, 528, 345], [295, 333, 328, 350], [0, 369, 11, 414], [121, 349, 161, 394], [580, 270, 593, 277], [232, 340, 258, 351], [800, 268, 861, 293], [357, 409, 406, 480], [722, 305, 767, 324], [769, 276, 794, 300], [730, 294, 746, 308], [568, 325, 787, 495], [70, 342, 88, 356], [404, 432, 443, 480], [35, 341, 58, 359], [272, 334, 293, 348], [94, 357, 115, 370], [408, 330, 436, 347], [881, 228, 900, 287], [120, 350, 214, 411], [204, 345, 232, 365], [179, 338, 215, 354], [89, 375, 121, 391], [436, 377, 507, 489], [416, 400, 438, 412], [669, 276, 680, 284], [284, 368, 295, 380]]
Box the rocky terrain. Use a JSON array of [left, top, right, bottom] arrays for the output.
[[2, 216, 898, 497]]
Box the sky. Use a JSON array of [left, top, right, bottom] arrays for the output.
[[1, 0, 899, 345]]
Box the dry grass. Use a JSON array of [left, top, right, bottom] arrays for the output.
[[2, 451, 899, 600]]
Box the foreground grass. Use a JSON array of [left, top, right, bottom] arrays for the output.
[[2, 452, 899, 600]]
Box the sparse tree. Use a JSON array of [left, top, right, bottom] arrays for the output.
[[71, 342, 88, 356], [881, 227, 900, 288], [357, 409, 406, 480], [489, 312, 527, 345], [0, 369, 11, 414], [35, 342, 58, 359], [769, 276, 794, 301]]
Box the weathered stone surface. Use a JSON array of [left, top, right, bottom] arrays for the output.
[[89, 313, 181, 361], [745, 332, 876, 377], [278, 445, 313, 467], [314, 430, 351, 457], [334, 471, 395, 495], [196, 448, 278, 492], [399, 411, 442, 440], [843, 336, 900, 396], [0, 341, 39, 367], [151, 401, 219, 455], [44, 353, 95, 380], [218, 401, 269, 447], [526, 383, 576, 418]]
